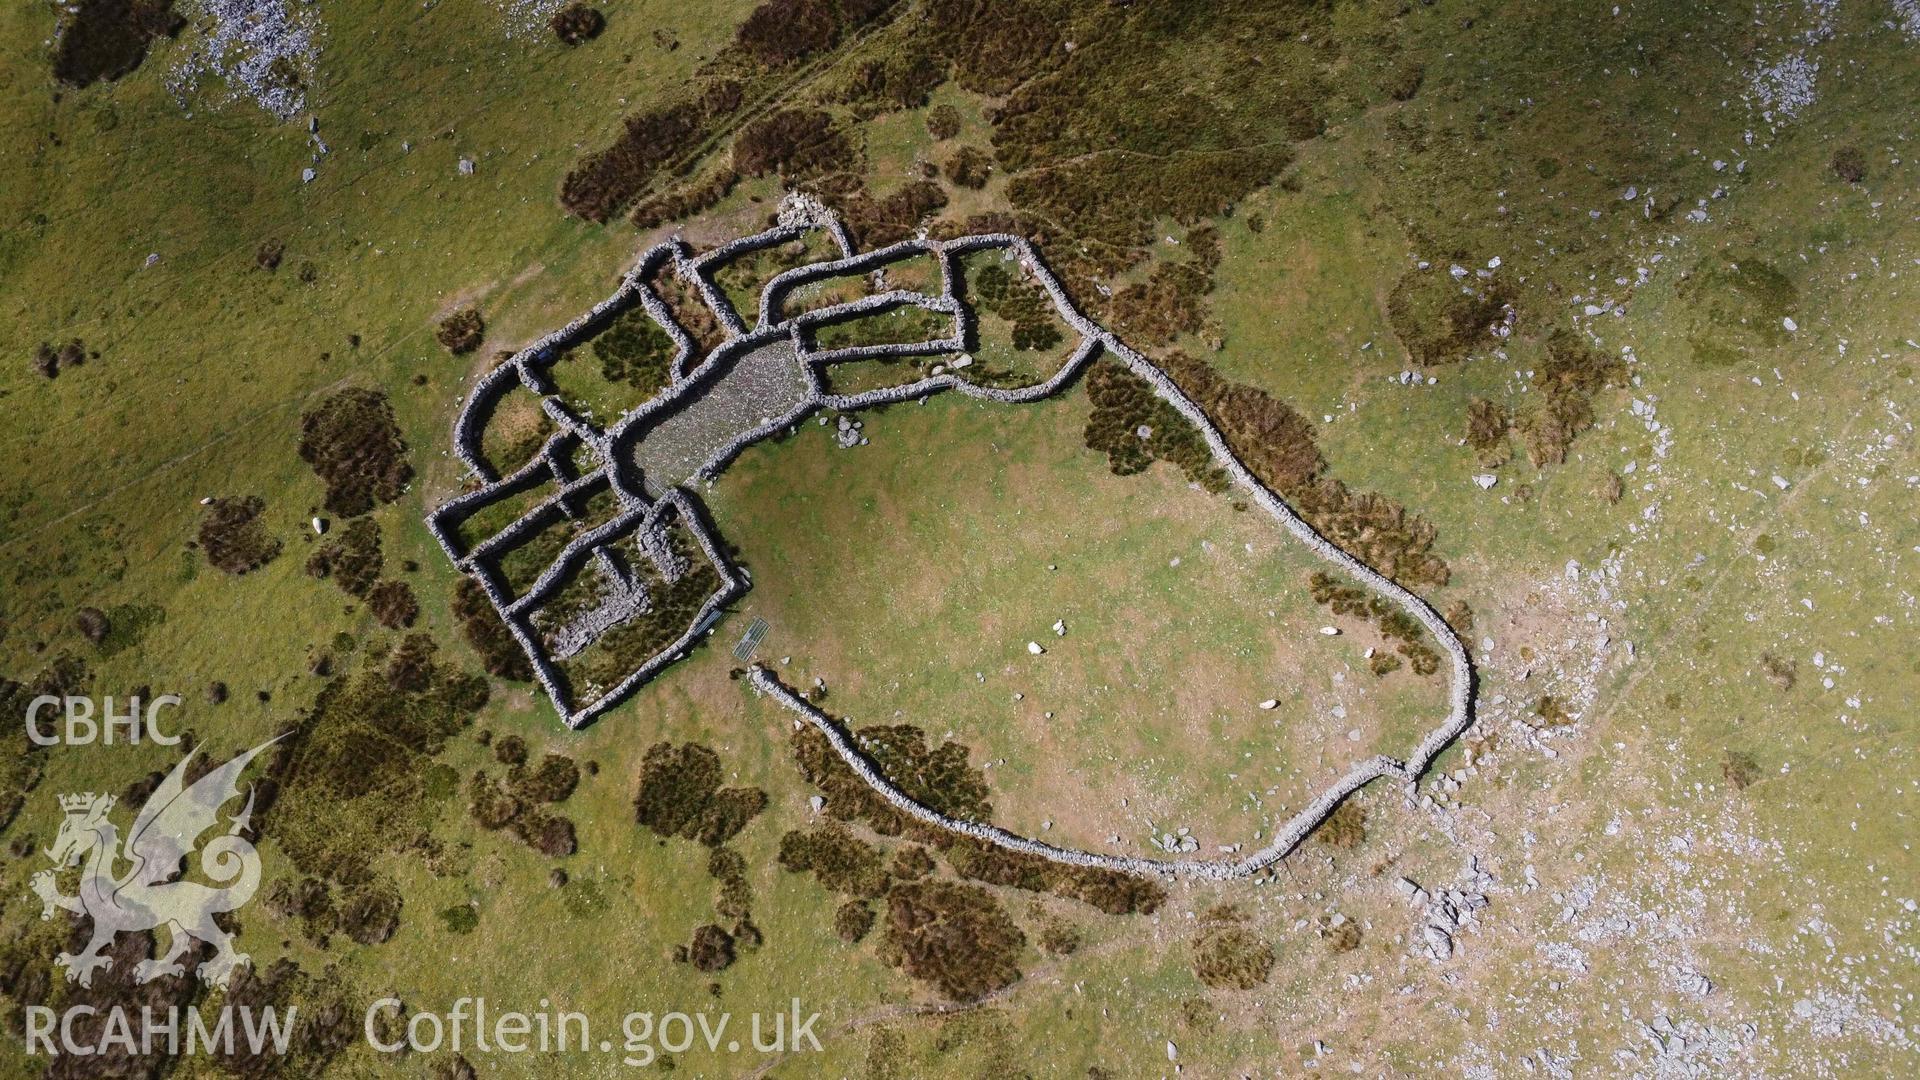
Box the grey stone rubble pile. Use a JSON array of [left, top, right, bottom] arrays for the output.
[[429, 195, 1479, 876], [637, 519, 686, 582], [1675, 969, 1715, 997], [834, 415, 865, 449], [1610, 1013, 1759, 1074], [547, 561, 651, 661], [493, 0, 573, 40], [1398, 857, 1493, 961], [1154, 827, 1200, 854], [167, 0, 320, 121]]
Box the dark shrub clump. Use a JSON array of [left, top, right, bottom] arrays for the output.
[[1722, 749, 1762, 790], [31, 339, 88, 379], [436, 308, 486, 355], [734, 0, 891, 67], [73, 607, 110, 645], [1104, 227, 1220, 348], [549, 2, 605, 45], [1082, 360, 1226, 491], [693, 788, 770, 847], [367, 580, 419, 629], [1761, 652, 1797, 691], [838, 181, 948, 249], [1831, 146, 1866, 183], [262, 643, 487, 896], [633, 742, 767, 848], [52, 0, 184, 88], [1193, 923, 1275, 989], [943, 836, 1165, 916], [468, 765, 578, 857], [439, 904, 479, 935], [510, 753, 580, 803], [635, 741, 719, 834], [561, 99, 707, 222], [926, 103, 961, 140], [306, 518, 383, 598], [1519, 330, 1626, 467], [879, 879, 1025, 1003], [944, 146, 993, 189], [890, 846, 934, 880], [468, 770, 522, 830], [1313, 800, 1367, 849], [1387, 268, 1509, 367], [453, 578, 531, 681], [1320, 915, 1362, 953], [591, 308, 677, 397], [778, 822, 887, 898], [1384, 59, 1425, 101], [385, 634, 439, 694], [834, 900, 875, 943], [511, 810, 578, 857], [710, 846, 754, 921], [1529, 695, 1575, 730], [298, 388, 413, 517], [686, 924, 735, 972], [494, 734, 529, 766], [1465, 397, 1511, 457], [337, 883, 402, 945], [790, 720, 990, 837], [198, 496, 282, 574], [733, 109, 853, 178]]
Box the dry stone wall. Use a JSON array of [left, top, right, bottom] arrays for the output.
[[427, 198, 1475, 872]]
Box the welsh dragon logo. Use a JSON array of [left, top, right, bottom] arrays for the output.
[[28, 737, 279, 988]]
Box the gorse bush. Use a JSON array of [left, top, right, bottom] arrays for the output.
[[198, 496, 281, 575], [306, 518, 382, 598], [550, 2, 605, 46], [634, 741, 768, 848], [299, 389, 413, 518], [879, 879, 1025, 1003], [453, 578, 532, 681], [1192, 923, 1274, 989], [436, 308, 486, 355], [51, 0, 183, 88]]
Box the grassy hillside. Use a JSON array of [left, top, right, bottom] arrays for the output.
[[1, 1, 1915, 1076]]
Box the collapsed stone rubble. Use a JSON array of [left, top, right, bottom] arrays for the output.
[[1399, 858, 1494, 961]]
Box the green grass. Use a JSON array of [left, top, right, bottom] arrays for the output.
[[704, 388, 1448, 853], [3, 1, 1919, 1076], [0, 2, 750, 599]]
